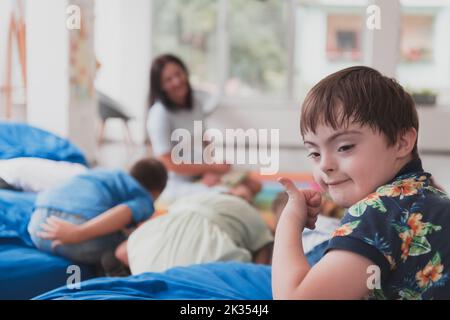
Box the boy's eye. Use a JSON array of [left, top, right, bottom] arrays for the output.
[[338, 145, 355, 152], [307, 152, 320, 159]]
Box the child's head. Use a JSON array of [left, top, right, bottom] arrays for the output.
[[129, 158, 168, 199], [300, 66, 419, 208]]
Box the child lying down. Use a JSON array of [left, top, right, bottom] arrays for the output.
[[109, 192, 274, 276], [106, 189, 341, 276], [27, 158, 168, 267]]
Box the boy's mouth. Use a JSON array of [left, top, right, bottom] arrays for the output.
[[326, 179, 351, 186]]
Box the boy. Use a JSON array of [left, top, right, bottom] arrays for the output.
[[272, 66, 450, 300], [27, 158, 167, 266]]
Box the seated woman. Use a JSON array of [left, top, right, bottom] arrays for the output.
[[147, 54, 261, 204], [109, 192, 274, 276]]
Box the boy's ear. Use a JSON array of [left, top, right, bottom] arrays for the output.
[[396, 128, 417, 157]]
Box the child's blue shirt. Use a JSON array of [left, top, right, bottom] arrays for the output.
[[326, 158, 450, 299], [35, 169, 154, 223]]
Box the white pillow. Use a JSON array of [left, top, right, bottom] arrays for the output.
[[0, 157, 88, 192]]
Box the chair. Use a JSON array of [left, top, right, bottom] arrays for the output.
[[97, 91, 134, 145]]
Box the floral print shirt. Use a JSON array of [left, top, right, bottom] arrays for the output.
[[326, 158, 450, 299]]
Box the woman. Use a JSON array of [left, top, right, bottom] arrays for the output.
[[147, 54, 261, 203]]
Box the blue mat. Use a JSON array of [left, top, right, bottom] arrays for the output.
[[0, 121, 87, 166], [0, 122, 94, 299], [35, 262, 272, 300]]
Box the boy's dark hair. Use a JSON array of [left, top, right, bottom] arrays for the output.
[[129, 158, 168, 192], [300, 66, 419, 158], [148, 53, 193, 112]]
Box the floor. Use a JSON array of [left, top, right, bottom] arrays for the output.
[[97, 141, 450, 193]]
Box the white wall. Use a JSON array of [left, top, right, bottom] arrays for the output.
[[26, 0, 69, 136], [26, 0, 97, 162], [95, 0, 152, 143]]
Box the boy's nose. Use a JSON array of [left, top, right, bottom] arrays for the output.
[[319, 153, 337, 173]]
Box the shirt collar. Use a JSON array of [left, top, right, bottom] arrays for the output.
[[379, 157, 429, 191], [395, 157, 424, 178]]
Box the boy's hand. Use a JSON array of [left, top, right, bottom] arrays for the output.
[[278, 177, 322, 230], [37, 216, 84, 249]]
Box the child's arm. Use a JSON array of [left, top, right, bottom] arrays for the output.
[[38, 204, 133, 248], [272, 178, 373, 300]]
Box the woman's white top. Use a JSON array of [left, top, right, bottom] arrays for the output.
[[147, 90, 215, 159]]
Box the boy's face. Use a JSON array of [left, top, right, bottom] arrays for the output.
[[303, 123, 405, 208]]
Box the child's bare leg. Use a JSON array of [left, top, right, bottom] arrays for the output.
[[115, 240, 129, 266]]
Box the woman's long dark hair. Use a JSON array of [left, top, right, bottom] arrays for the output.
[[148, 54, 193, 112]]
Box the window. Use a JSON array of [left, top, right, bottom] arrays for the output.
[[326, 14, 363, 62], [400, 15, 434, 63], [293, 1, 367, 102], [151, 0, 290, 100], [151, 0, 450, 107], [226, 0, 288, 97], [397, 0, 450, 106], [152, 0, 220, 93]]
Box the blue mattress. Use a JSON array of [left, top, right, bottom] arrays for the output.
[[0, 121, 88, 166], [35, 262, 272, 300], [0, 189, 94, 300], [0, 122, 94, 299]]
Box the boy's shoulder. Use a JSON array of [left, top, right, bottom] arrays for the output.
[[346, 171, 449, 219], [375, 171, 449, 205]]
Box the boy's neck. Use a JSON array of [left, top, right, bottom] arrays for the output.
[[392, 154, 422, 179]]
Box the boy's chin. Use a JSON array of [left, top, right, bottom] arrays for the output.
[[330, 191, 370, 210], [328, 195, 354, 209]]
